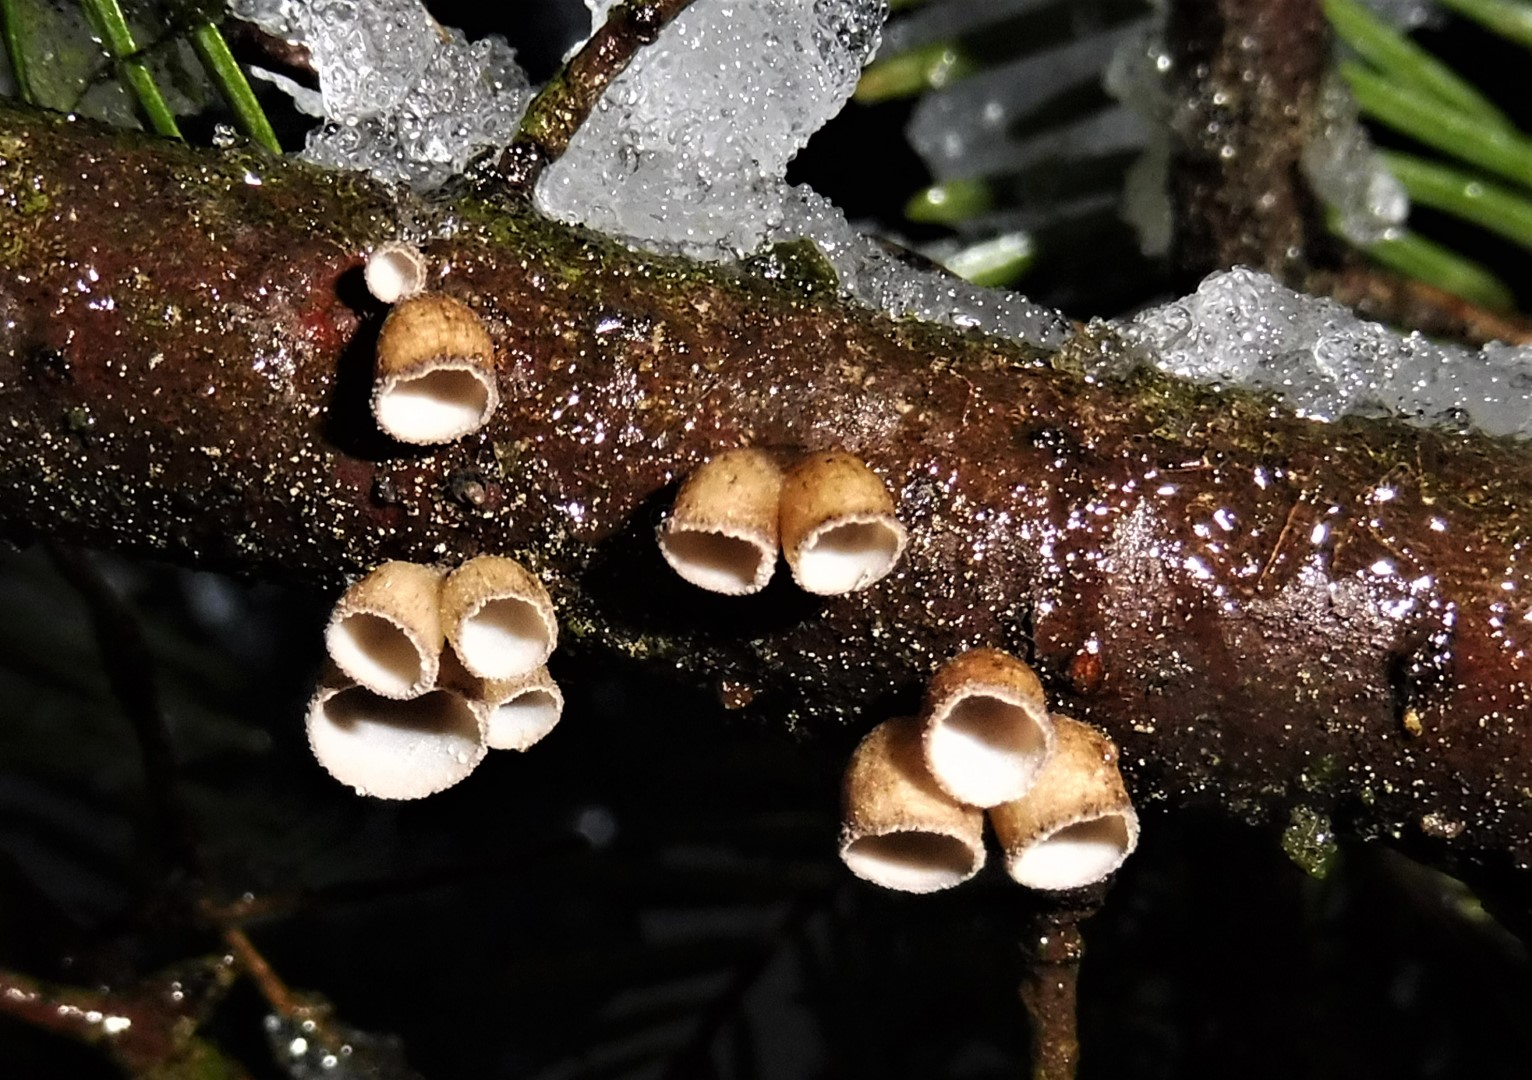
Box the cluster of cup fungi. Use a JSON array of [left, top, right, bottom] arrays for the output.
[[653, 446, 1139, 894], [305, 243, 561, 799], [315, 240, 1141, 900]]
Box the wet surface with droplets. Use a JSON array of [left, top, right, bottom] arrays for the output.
[[3, 104, 1532, 866]]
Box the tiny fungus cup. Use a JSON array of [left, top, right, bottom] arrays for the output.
[[441, 555, 558, 681], [480, 667, 565, 751], [921, 648, 1054, 808], [364, 241, 427, 304], [839, 715, 986, 893], [989, 716, 1139, 891], [659, 448, 784, 594], [324, 560, 445, 699], [779, 451, 907, 595], [307, 671, 488, 799], [373, 293, 499, 445]]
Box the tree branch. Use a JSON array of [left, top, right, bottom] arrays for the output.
[[3, 103, 1532, 872]]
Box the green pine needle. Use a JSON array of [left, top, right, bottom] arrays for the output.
[[1382, 150, 1532, 253], [79, 0, 182, 139], [1324, 0, 1512, 127], [1438, 0, 1532, 51], [189, 21, 281, 153], [1, 0, 36, 104], [1342, 60, 1532, 192], [1341, 219, 1517, 311]]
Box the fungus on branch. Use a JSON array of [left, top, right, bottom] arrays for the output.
[[659, 448, 784, 594], [839, 716, 986, 893], [324, 561, 445, 699], [779, 452, 907, 595], [440, 555, 558, 681], [306, 670, 488, 799], [921, 648, 1055, 809], [990, 717, 1139, 891], [364, 241, 428, 304], [372, 293, 499, 444]]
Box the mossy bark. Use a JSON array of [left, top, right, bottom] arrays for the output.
[[3, 103, 1532, 869]]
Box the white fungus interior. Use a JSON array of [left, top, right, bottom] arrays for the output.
[[661, 528, 773, 594], [326, 612, 425, 697], [1009, 814, 1133, 890], [365, 248, 424, 304], [458, 597, 551, 679], [798, 519, 902, 594], [376, 367, 492, 441], [842, 830, 977, 893], [487, 689, 562, 751], [310, 687, 484, 799], [927, 694, 1049, 807]]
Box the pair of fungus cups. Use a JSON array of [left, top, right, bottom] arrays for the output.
[[659, 448, 908, 596], [839, 650, 1138, 893], [372, 293, 499, 446], [314, 556, 560, 798]]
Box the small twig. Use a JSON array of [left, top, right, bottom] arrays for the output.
[[46, 545, 199, 876], [1319, 261, 1532, 346], [495, 0, 698, 193], [223, 926, 306, 1017], [1017, 899, 1100, 1080]]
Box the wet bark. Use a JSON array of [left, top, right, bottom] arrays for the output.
[[2, 103, 1531, 869]]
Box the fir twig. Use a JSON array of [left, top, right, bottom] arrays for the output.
[[495, 0, 698, 192]]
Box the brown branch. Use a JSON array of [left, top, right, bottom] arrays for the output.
[[1018, 903, 1093, 1080], [495, 0, 698, 192], [3, 104, 1532, 875]]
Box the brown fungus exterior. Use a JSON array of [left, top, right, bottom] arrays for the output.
[[441, 555, 558, 682], [324, 560, 445, 700], [989, 716, 1139, 891], [372, 293, 499, 445], [839, 716, 986, 893], [921, 648, 1055, 809], [659, 448, 784, 595], [779, 451, 907, 595]]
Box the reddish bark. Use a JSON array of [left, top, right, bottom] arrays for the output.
[[3, 105, 1532, 868]]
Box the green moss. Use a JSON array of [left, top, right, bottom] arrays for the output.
[[1281, 805, 1340, 878]]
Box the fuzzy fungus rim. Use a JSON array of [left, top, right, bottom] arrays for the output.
[[838, 715, 986, 894], [780, 451, 907, 596], [659, 448, 784, 595], [1006, 810, 1139, 891], [364, 241, 428, 304], [922, 649, 1054, 809], [442, 556, 558, 682], [307, 678, 487, 800], [324, 561, 445, 700], [373, 364, 499, 445]]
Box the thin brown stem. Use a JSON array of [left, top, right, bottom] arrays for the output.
[[1018, 905, 1091, 1080], [495, 0, 698, 192]]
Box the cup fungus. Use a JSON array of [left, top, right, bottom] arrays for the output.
[[779, 451, 907, 595], [307, 670, 487, 799], [324, 560, 445, 699], [659, 448, 784, 594], [440, 555, 558, 681], [989, 716, 1139, 891], [921, 648, 1055, 808], [364, 241, 428, 304], [839, 715, 986, 893], [373, 293, 499, 445], [477, 667, 565, 751]]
